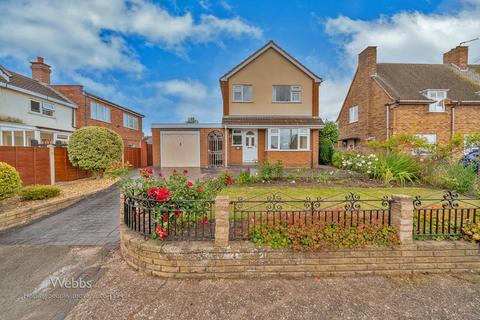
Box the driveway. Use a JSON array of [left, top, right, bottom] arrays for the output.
[[0, 186, 120, 320]]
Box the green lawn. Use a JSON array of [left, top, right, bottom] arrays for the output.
[[220, 185, 442, 201]]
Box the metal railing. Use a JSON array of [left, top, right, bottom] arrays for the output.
[[123, 195, 215, 240], [229, 192, 392, 240], [413, 190, 480, 239]]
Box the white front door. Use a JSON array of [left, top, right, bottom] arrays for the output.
[[242, 130, 258, 163]]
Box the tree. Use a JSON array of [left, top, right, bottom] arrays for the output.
[[319, 121, 339, 144], [185, 117, 199, 124], [68, 127, 123, 176]]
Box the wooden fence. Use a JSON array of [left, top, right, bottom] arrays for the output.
[[0, 146, 51, 185], [124, 147, 142, 168], [54, 147, 90, 182], [147, 144, 153, 166]]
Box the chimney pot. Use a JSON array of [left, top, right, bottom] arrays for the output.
[[37, 57, 44, 63]]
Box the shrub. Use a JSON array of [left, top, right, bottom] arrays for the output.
[[68, 127, 123, 176], [19, 185, 61, 200], [251, 223, 399, 251], [237, 171, 257, 184], [331, 151, 343, 168], [257, 160, 284, 181], [442, 163, 477, 193], [319, 138, 334, 164], [0, 162, 22, 200], [373, 153, 420, 186], [104, 161, 132, 179]]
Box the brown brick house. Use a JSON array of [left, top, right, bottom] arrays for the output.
[[337, 46, 480, 153], [14, 57, 145, 147], [151, 41, 324, 168]]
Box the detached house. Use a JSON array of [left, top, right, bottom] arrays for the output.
[[337, 46, 480, 153], [151, 41, 324, 168], [0, 58, 76, 146]]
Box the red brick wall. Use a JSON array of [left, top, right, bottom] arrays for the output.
[[53, 85, 144, 147]]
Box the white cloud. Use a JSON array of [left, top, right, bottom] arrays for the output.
[[320, 1, 480, 121], [0, 0, 262, 75], [148, 79, 221, 122]]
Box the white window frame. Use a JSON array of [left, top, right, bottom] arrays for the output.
[[90, 101, 111, 123], [267, 128, 310, 151], [349, 106, 358, 123], [272, 85, 302, 103], [42, 102, 55, 117], [414, 134, 436, 155], [232, 129, 242, 146], [123, 113, 138, 130], [425, 90, 447, 112], [232, 84, 253, 102]]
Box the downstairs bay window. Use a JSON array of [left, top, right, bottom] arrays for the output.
[[268, 128, 309, 151]]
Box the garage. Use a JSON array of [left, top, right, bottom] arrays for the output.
[[160, 131, 200, 167]]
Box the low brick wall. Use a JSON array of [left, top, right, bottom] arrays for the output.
[[120, 224, 480, 279]]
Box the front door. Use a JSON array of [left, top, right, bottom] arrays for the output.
[[242, 130, 257, 163]]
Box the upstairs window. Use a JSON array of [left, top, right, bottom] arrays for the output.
[[349, 106, 358, 123], [272, 85, 301, 102], [90, 101, 111, 122], [42, 103, 55, 117], [425, 90, 447, 112], [30, 100, 41, 113], [123, 113, 138, 130], [232, 85, 252, 102]]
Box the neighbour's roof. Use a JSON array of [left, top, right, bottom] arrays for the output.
[[85, 91, 144, 117], [374, 63, 480, 102], [0, 65, 76, 107], [222, 116, 324, 127], [220, 40, 322, 83]]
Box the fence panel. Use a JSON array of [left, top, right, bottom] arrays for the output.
[[147, 144, 153, 166], [124, 147, 141, 168], [0, 146, 50, 185], [229, 192, 392, 240], [54, 147, 90, 182], [413, 191, 480, 239], [123, 196, 215, 240]]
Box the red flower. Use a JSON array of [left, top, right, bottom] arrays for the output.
[[148, 187, 171, 201], [163, 214, 169, 222], [175, 210, 182, 217], [140, 168, 152, 178], [159, 230, 168, 238], [156, 225, 163, 234], [187, 181, 193, 187], [200, 215, 208, 224], [226, 176, 235, 185], [183, 169, 188, 175], [158, 172, 163, 177], [197, 187, 203, 193]]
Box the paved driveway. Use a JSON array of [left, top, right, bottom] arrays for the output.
[[0, 186, 120, 320]]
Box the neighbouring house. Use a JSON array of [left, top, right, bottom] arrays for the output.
[[151, 41, 324, 168], [337, 46, 480, 154], [0, 58, 77, 146], [53, 88, 144, 147]]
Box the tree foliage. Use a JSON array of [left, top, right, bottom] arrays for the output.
[[319, 121, 339, 144], [68, 127, 123, 176]]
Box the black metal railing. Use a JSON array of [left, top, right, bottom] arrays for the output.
[[123, 195, 215, 240], [413, 190, 480, 239], [229, 192, 392, 240]]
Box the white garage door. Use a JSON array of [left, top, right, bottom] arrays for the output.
[[161, 131, 200, 167]]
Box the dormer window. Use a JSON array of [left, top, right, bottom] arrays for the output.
[[425, 90, 447, 112], [232, 85, 252, 102]]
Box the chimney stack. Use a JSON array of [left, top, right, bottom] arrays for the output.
[[443, 46, 468, 70], [30, 57, 51, 84], [358, 46, 377, 75]]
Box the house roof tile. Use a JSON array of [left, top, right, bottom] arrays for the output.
[[222, 116, 324, 127]]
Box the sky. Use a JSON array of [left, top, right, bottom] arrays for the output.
[[1, 0, 479, 135]]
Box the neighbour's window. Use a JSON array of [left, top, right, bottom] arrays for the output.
[[349, 106, 358, 123], [272, 85, 301, 102], [414, 134, 436, 155], [42, 103, 55, 117], [232, 129, 242, 146], [30, 100, 41, 113], [0, 129, 37, 146], [268, 128, 309, 151], [232, 85, 252, 102], [90, 101, 111, 122], [123, 113, 138, 130], [425, 90, 447, 112]]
